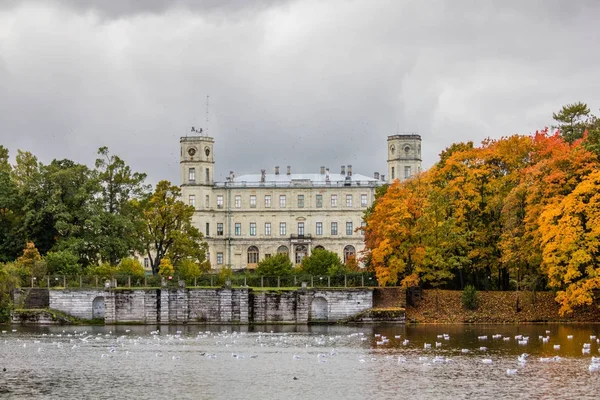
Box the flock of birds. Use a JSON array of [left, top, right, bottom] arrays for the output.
[[2, 327, 600, 377]]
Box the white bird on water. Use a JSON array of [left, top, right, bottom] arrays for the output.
[[518, 353, 528, 363], [506, 369, 518, 375]]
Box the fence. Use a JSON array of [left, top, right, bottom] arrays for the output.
[[19, 272, 381, 289]]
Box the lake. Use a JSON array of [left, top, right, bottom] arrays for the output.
[[1, 324, 599, 399]]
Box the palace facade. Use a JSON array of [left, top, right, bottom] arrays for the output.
[[179, 133, 421, 270]]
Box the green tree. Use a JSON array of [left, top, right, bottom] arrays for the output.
[[553, 102, 591, 144], [0, 262, 20, 322], [301, 249, 343, 276], [140, 181, 208, 274], [0, 146, 22, 262], [94, 147, 149, 265], [256, 253, 293, 276]]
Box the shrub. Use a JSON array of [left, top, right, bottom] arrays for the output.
[[45, 250, 81, 275], [301, 249, 344, 276], [255, 253, 293, 276], [461, 284, 478, 310], [176, 259, 203, 281], [158, 258, 175, 278], [118, 258, 145, 279]]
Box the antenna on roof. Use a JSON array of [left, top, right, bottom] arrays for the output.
[[205, 95, 209, 136]]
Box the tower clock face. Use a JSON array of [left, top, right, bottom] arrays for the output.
[[188, 147, 196, 156], [205, 147, 211, 157]]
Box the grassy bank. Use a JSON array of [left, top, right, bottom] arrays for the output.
[[406, 289, 600, 323]]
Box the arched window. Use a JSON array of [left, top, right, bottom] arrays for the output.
[[295, 245, 308, 264], [343, 245, 356, 264], [277, 245, 289, 256], [248, 246, 259, 265], [313, 245, 325, 251]]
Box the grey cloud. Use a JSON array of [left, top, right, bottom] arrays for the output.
[[1, 0, 599, 187]]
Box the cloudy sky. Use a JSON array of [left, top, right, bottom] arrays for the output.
[[1, 0, 599, 184]]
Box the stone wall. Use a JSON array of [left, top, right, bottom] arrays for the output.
[[49, 290, 105, 320], [39, 288, 373, 324]]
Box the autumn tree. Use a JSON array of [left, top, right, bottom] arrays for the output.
[[139, 180, 208, 275], [538, 170, 600, 315]]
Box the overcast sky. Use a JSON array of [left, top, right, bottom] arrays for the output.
[[1, 0, 599, 184]]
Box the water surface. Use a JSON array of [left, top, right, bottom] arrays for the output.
[[1, 324, 599, 399]]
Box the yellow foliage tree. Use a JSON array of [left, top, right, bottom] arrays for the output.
[[539, 170, 600, 315], [158, 258, 174, 278]]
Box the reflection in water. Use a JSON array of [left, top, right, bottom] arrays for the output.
[[0, 324, 599, 399]]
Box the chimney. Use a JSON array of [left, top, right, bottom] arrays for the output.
[[260, 169, 266, 183], [320, 166, 325, 175], [341, 165, 346, 175], [287, 166, 291, 175], [381, 174, 385, 181], [374, 172, 380, 180], [275, 166, 279, 175], [347, 165, 352, 177]]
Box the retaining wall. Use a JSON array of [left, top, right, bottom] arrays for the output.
[[30, 288, 373, 324]]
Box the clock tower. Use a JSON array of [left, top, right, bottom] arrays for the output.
[[387, 134, 422, 183]]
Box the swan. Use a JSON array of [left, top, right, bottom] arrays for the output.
[[518, 353, 528, 363], [506, 369, 518, 375]]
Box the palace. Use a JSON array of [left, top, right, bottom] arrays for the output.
[[179, 133, 421, 270]]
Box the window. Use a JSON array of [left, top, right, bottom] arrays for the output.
[[316, 222, 323, 235], [346, 194, 352, 207], [217, 195, 223, 208], [247, 246, 259, 264], [205, 222, 210, 236], [360, 221, 366, 235], [405, 166, 411, 179], [346, 222, 353, 235], [391, 166, 395, 180], [331, 195, 337, 207], [235, 195, 241, 208], [280, 195, 286, 208], [316, 194, 323, 208], [265, 222, 271, 236], [277, 245, 289, 256], [144, 258, 149, 268], [189, 194, 195, 207], [331, 222, 338, 235], [217, 223, 223, 236], [265, 254, 272, 258], [205, 195, 209, 208], [265, 195, 271, 208], [280, 222, 286, 236], [250, 195, 256, 208], [361, 194, 368, 207], [235, 223, 241, 236], [250, 222, 256, 236], [298, 222, 304, 236], [298, 195, 304, 208], [205, 167, 210, 183], [217, 252, 223, 265], [188, 168, 196, 182]]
